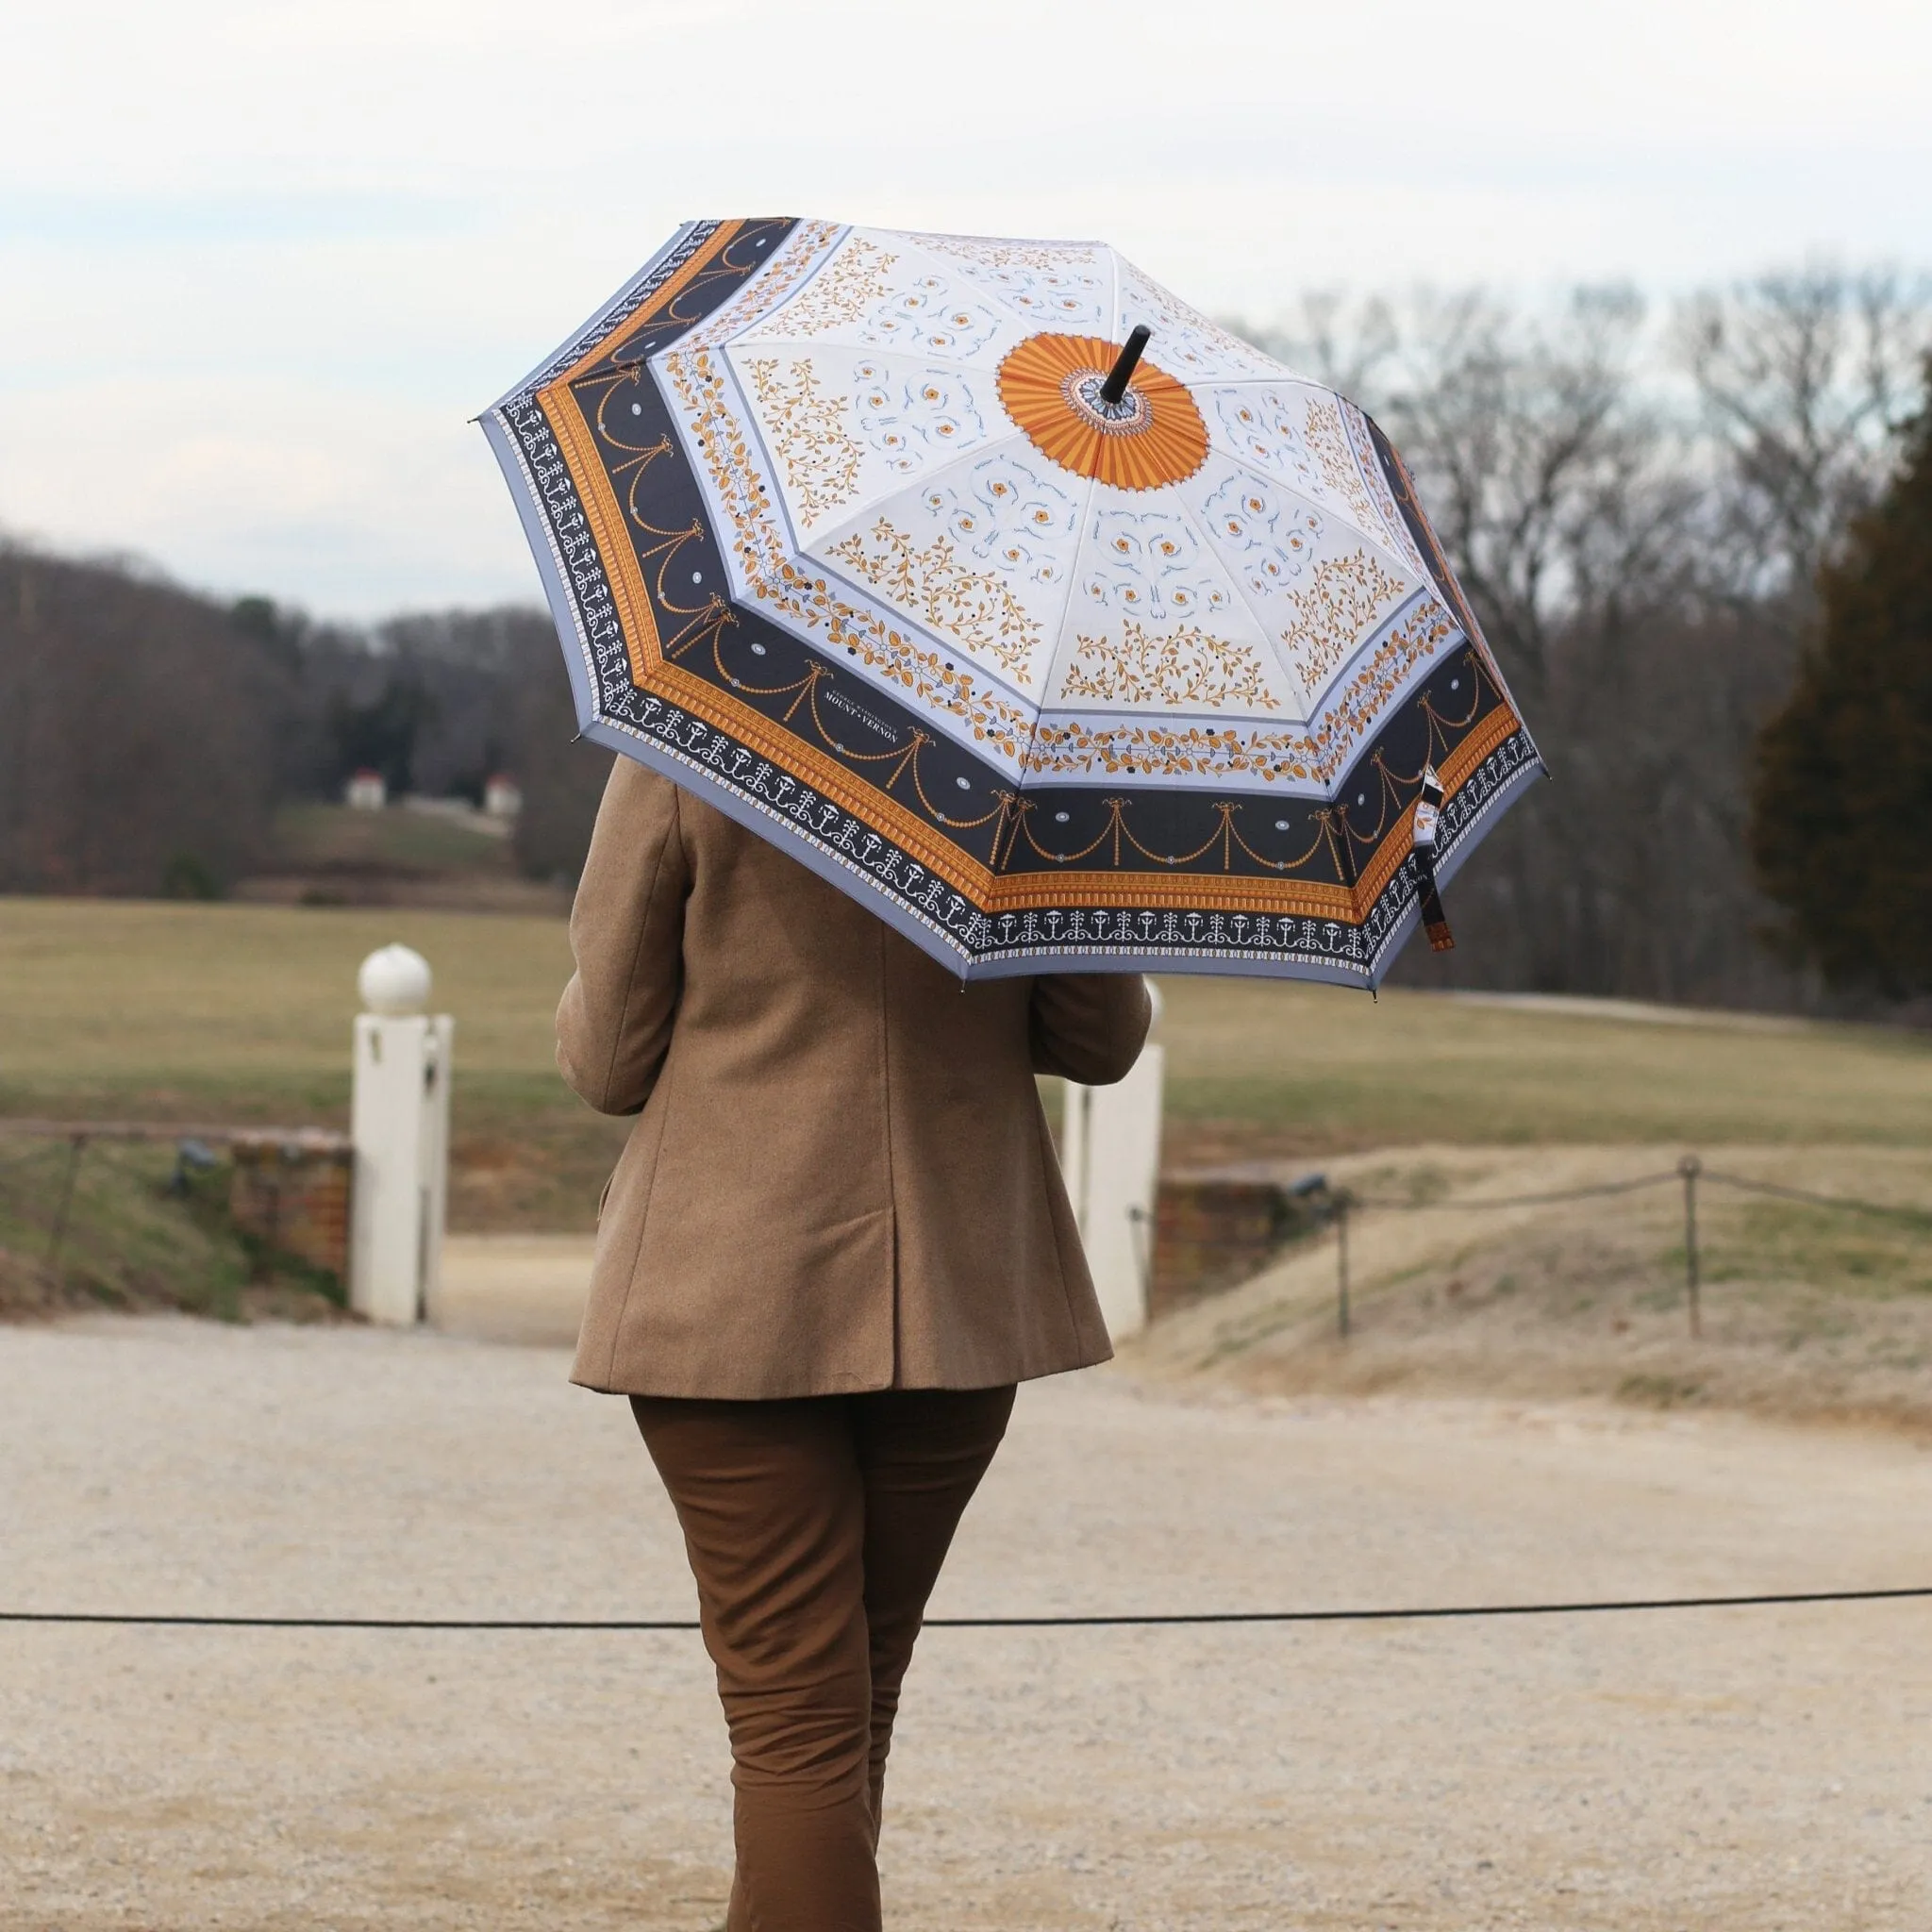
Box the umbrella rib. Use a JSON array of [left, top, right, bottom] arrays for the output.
[[1158, 486, 1308, 722], [999, 242, 1125, 830], [1005, 468, 1103, 842], [790, 422, 1067, 720]]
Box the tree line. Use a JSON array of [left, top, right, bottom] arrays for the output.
[[0, 556, 608, 897], [1244, 268, 1930, 1010], [2, 267, 1925, 1009]]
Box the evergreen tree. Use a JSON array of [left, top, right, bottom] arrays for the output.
[[1752, 381, 1932, 994]]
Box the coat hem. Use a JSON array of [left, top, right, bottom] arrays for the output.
[[569, 1347, 1112, 1401]]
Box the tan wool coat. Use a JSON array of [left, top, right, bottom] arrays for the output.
[[558, 761, 1153, 1399]]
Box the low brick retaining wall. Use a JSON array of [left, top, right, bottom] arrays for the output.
[[0, 1119, 353, 1291], [226, 1132, 353, 1282], [1149, 1170, 1330, 1320]]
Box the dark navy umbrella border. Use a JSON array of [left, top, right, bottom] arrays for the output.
[[481, 219, 1544, 986]]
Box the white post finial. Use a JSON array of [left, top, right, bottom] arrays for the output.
[[357, 943, 432, 1016], [349, 946, 453, 1326]]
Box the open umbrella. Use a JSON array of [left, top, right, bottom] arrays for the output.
[[480, 219, 1541, 985]]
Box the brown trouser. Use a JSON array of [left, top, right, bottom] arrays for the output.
[[631, 1385, 1017, 1932]]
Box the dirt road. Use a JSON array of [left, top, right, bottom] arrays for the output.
[[4, 1316, 1929, 1928]]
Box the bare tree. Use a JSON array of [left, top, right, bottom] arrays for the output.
[[1240, 280, 1876, 1008], [1678, 268, 1931, 606]]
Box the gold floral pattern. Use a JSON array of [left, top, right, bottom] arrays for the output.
[[1059, 618, 1280, 710], [739, 234, 899, 340], [907, 235, 1104, 272], [660, 344, 1034, 758], [1300, 397, 1384, 535], [675, 221, 843, 357], [1027, 598, 1457, 782], [828, 521, 1040, 679], [1277, 548, 1408, 691], [745, 358, 865, 526]]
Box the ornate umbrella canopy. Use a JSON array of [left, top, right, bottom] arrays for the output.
[[481, 219, 1541, 985]]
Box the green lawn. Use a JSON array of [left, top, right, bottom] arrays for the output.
[[0, 899, 570, 1092], [271, 801, 518, 877], [0, 899, 609, 1231], [3, 898, 1929, 1235], [1154, 978, 1932, 1156]]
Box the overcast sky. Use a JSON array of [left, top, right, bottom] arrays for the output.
[[5, 0, 1928, 617]]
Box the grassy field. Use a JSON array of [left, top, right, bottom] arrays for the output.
[[272, 800, 517, 875], [1155, 978, 1932, 1156], [0, 1136, 344, 1324], [235, 803, 570, 915], [5, 896, 1931, 1206], [0, 898, 611, 1233], [7, 898, 1931, 1415]]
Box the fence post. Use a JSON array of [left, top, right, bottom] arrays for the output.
[[349, 946, 454, 1326], [1336, 1191, 1352, 1340], [1679, 1154, 1702, 1339], [46, 1132, 88, 1268]]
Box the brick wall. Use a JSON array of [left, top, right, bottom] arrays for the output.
[[1148, 1172, 1329, 1321], [227, 1132, 353, 1284]]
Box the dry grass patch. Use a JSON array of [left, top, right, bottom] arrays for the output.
[[1130, 1143, 1932, 1430]]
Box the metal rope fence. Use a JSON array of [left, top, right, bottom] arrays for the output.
[[1330, 1157, 1931, 1340]]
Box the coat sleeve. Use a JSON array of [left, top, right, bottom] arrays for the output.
[[1027, 974, 1154, 1086], [556, 761, 691, 1116]]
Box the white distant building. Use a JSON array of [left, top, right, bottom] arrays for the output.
[[344, 768, 387, 811], [483, 773, 523, 821]]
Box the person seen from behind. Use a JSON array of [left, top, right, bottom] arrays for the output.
[[556, 761, 1152, 1930]]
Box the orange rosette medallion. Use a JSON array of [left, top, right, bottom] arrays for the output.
[[995, 331, 1209, 491]]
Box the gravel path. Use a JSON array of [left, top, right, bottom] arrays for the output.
[[4, 1316, 1929, 1929]]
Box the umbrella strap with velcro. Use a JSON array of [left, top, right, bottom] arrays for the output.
[[1411, 765, 1456, 953], [1415, 851, 1455, 953]]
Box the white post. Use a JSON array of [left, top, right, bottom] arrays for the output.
[[349, 945, 453, 1326], [1062, 983, 1164, 1341], [417, 1012, 453, 1322]]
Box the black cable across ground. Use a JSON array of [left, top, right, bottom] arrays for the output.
[[3, 1586, 1928, 1631]]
